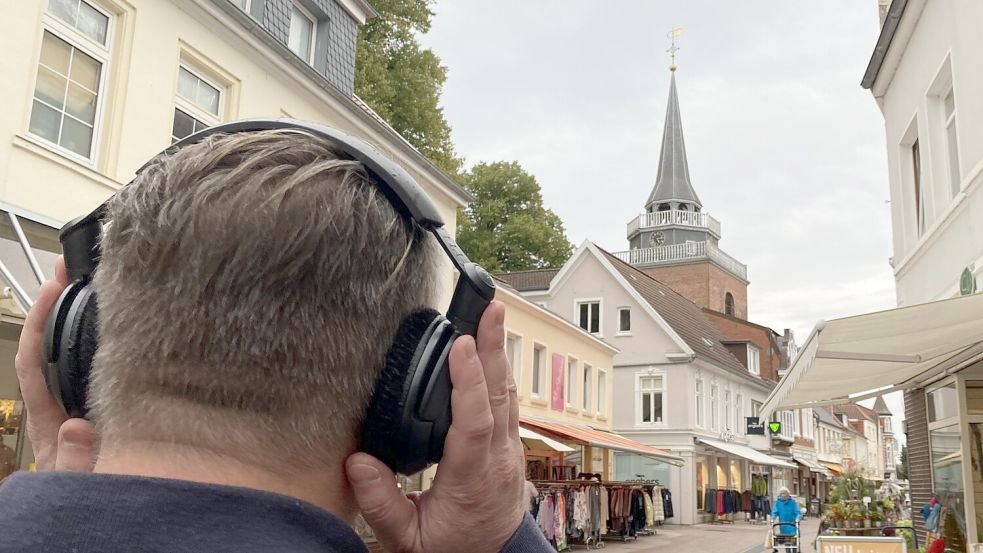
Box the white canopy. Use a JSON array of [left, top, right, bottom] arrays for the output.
[[762, 293, 983, 414], [698, 437, 797, 468], [519, 426, 575, 452]]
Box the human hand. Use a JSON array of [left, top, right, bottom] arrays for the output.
[[346, 301, 527, 553], [14, 256, 97, 471]]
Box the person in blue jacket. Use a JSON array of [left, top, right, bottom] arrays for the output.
[[772, 487, 802, 538]]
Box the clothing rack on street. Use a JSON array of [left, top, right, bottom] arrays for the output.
[[531, 480, 605, 551]]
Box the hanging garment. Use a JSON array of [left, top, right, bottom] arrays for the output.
[[716, 489, 725, 515], [662, 488, 674, 519], [555, 492, 567, 550], [590, 486, 601, 534], [741, 490, 753, 513], [643, 491, 655, 527], [652, 487, 665, 522], [600, 487, 608, 535]]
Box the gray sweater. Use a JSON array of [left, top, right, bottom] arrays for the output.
[[0, 471, 553, 552]]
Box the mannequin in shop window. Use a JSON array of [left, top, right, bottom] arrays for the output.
[[0, 130, 552, 553]]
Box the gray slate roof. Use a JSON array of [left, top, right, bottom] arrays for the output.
[[599, 247, 770, 388], [646, 71, 702, 210]]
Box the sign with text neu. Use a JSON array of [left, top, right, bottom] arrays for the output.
[[816, 536, 906, 553], [746, 417, 765, 435]]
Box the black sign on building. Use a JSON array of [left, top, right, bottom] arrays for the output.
[[746, 417, 765, 435]]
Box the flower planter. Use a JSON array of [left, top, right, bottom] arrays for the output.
[[863, 519, 871, 529]]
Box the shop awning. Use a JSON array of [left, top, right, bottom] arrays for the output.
[[823, 462, 844, 476], [519, 416, 685, 467], [519, 426, 575, 452], [697, 438, 797, 468], [761, 293, 983, 414], [793, 456, 831, 476]]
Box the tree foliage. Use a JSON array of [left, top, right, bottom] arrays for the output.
[[354, 0, 461, 174], [897, 444, 909, 481], [457, 162, 573, 273]]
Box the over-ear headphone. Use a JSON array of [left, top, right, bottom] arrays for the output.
[[41, 119, 495, 475]]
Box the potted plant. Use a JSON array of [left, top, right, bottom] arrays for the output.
[[830, 504, 846, 528], [849, 506, 865, 529], [870, 512, 885, 528]]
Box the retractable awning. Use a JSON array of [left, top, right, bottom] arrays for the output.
[[519, 416, 684, 467], [697, 437, 797, 468], [519, 426, 575, 452], [762, 293, 983, 414], [823, 463, 844, 476], [793, 456, 831, 476]]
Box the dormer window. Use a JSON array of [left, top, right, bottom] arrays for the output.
[[288, 2, 316, 64]]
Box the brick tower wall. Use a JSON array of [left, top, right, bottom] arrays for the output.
[[637, 261, 749, 319]]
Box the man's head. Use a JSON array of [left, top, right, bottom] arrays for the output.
[[89, 129, 442, 471]]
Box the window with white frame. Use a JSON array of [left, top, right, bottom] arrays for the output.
[[597, 369, 607, 416], [229, 0, 249, 10], [724, 389, 732, 431], [803, 409, 814, 439], [172, 65, 222, 142], [735, 393, 744, 434], [565, 357, 577, 407], [29, 0, 112, 161], [582, 364, 592, 411], [506, 333, 521, 392], [639, 374, 664, 424], [532, 344, 546, 397], [695, 378, 705, 428], [710, 383, 719, 430], [577, 301, 600, 334], [747, 345, 760, 376], [752, 400, 762, 418], [288, 2, 316, 63], [943, 87, 960, 197], [617, 307, 631, 334]]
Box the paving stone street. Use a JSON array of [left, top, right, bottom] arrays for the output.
[[583, 518, 821, 553]]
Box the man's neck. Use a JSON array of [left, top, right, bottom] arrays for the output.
[[94, 440, 356, 522]]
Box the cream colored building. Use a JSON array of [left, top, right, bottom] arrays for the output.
[[0, 0, 471, 475]]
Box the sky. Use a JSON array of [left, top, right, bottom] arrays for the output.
[[418, 1, 906, 429]]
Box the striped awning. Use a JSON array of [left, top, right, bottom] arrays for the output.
[[519, 416, 684, 467]]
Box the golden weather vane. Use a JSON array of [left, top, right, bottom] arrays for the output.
[[667, 27, 683, 71]]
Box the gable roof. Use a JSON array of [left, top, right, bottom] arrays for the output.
[[834, 404, 877, 422], [494, 268, 560, 292], [596, 246, 769, 386]]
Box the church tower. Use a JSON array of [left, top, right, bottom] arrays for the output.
[[614, 66, 749, 319]]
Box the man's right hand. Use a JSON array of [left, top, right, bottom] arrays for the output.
[[14, 256, 97, 472], [345, 301, 530, 553]]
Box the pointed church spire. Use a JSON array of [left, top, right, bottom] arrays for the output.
[[646, 69, 702, 211]]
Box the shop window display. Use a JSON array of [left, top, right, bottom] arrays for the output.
[[930, 423, 966, 548], [696, 456, 708, 511]]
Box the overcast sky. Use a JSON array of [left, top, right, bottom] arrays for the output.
[[420, 1, 906, 426]]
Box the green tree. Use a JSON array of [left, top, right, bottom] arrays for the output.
[[457, 161, 573, 273], [354, 0, 461, 174], [897, 444, 909, 481]]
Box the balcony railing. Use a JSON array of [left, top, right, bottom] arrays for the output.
[[613, 240, 748, 281], [627, 210, 721, 238]]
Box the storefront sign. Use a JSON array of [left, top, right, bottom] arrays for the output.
[[769, 421, 782, 435], [746, 417, 765, 435], [551, 354, 565, 411], [815, 536, 906, 553]]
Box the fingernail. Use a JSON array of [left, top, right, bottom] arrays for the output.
[[348, 463, 381, 485], [467, 336, 479, 361]]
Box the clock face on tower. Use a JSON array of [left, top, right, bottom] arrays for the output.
[[650, 231, 666, 247]]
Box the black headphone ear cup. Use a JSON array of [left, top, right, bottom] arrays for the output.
[[361, 308, 441, 471], [42, 283, 97, 418]]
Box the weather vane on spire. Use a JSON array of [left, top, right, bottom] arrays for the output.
[[667, 27, 683, 72]]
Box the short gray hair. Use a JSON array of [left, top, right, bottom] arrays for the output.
[[89, 129, 442, 470], [779, 487, 790, 495]]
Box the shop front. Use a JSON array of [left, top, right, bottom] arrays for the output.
[[695, 438, 797, 523], [761, 292, 983, 549], [0, 205, 63, 479]]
